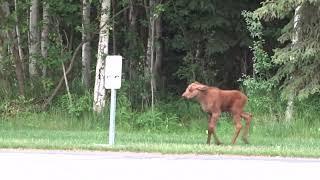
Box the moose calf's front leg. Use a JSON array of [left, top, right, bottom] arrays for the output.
[[207, 112, 222, 145]]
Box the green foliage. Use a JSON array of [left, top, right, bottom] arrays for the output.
[[175, 52, 201, 82], [55, 92, 93, 118], [243, 11, 275, 79], [294, 96, 320, 126], [47, 0, 81, 26], [115, 90, 187, 132], [254, 0, 320, 21], [115, 88, 136, 129], [241, 11, 277, 101], [270, 3, 320, 99], [134, 109, 179, 131], [137, 104, 200, 132], [40, 41, 73, 69], [165, 0, 259, 87], [0, 78, 11, 98], [239, 75, 273, 95], [156, 99, 206, 128], [68, 93, 93, 118], [41, 78, 55, 94], [154, 3, 167, 18], [0, 97, 36, 118], [246, 1, 320, 99]]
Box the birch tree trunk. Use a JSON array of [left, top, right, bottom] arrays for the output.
[[112, 0, 117, 55], [29, 0, 40, 77], [82, 0, 91, 90], [41, 1, 49, 77], [146, 0, 156, 111], [93, 0, 111, 113], [285, 5, 301, 122], [14, 0, 25, 77]]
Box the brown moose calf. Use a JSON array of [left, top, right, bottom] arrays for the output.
[[182, 82, 252, 145]]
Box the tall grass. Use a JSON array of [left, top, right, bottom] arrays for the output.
[[1, 92, 319, 138]]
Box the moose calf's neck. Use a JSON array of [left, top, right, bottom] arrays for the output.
[[195, 88, 219, 113]]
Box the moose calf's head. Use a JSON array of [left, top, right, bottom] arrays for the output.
[[182, 82, 208, 99]]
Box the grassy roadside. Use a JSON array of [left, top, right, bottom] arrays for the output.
[[0, 128, 319, 158], [1, 99, 320, 158]]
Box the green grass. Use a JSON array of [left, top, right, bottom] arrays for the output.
[[0, 122, 320, 158], [1, 97, 320, 158]]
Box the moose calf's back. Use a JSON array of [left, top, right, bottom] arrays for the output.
[[195, 86, 248, 114]]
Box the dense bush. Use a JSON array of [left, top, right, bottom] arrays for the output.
[[1, 80, 320, 135]]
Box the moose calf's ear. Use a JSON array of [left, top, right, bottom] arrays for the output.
[[196, 85, 208, 91]]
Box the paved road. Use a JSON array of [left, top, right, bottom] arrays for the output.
[[0, 149, 319, 180]]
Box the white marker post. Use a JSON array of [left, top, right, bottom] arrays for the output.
[[105, 55, 122, 146]]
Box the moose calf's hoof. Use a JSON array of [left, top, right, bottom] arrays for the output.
[[215, 141, 223, 145], [242, 137, 249, 144]]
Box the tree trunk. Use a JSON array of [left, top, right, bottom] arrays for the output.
[[29, 0, 40, 77], [82, 0, 92, 90], [3, 2, 24, 96], [0, 13, 11, 95], [0, 2, 9, 71], [128, 0, 137, 78], [145, 0, 156, 111], [112, 0, 117, 55], [154, 11, 162, 92], [124, 0, 138, 104], [62, 62, 73, 106], [93, 0, 111, 113], [285, 5, 301, 122], [41, 1, 49, 77], [14, 0, 25, 78]]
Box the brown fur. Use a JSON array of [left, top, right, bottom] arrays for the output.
[[182, 82, 252, 145]]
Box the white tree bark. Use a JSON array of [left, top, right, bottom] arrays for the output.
[[112, 0, 117, 54], [29, 0, 40, 77], [93, 0, 111, 113], [41, 1, 49, 77], [285, 5, 301, 122], [150, 13, 155, 112], [82, 0, 91, 90], [15, 0, 25, 76], [146, 0, 156, 111]]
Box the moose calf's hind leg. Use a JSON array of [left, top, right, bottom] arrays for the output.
[[241, 112, 252, 144], [206, 114, 212, 145], [207, 128, 212, 145], [231, 115, 242, 144]]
